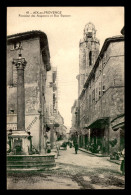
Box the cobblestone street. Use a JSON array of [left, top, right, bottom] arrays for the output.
[[7, 146, 125, 189]]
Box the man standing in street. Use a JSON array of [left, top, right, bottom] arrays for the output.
[[73, 132, 78, 154], [74, 142, 79, 154]]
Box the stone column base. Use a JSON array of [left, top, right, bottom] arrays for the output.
[[8, 131, 32, 155]]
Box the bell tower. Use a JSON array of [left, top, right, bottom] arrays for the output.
[[77, 22, 100, 96]]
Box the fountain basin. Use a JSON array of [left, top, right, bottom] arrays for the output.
[[7, 154, 56, 172]]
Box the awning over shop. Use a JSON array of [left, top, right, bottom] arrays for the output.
[[111, 114, 124, 131], [85, 117, 109, 129], [111, 122, 124, 131]]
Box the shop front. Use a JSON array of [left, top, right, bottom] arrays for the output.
[[85, 117, 109, 154]]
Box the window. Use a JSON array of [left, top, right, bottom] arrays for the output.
[[99, 90, 101, 97], [92, 89, 95, 103], [89, 51, 92, 66], [52, 72, 56, 83], [9, 109, 14, 114], [102, 85, 106, 94], [99, 82, 101, 98], [92, 74, 95, 82], [53, 93, 55, 111], [87, 32, 92, 38]]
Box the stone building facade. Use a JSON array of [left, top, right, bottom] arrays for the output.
[[7, 31, 51, 153], [45, 67, 67, 148], [45, 67, 58, 148], [45, 67, 58, 118], [74, 23, 124, 155]]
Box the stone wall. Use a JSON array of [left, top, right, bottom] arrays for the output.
[[7, 38, 41, 113], [7, 37, 47, 151]]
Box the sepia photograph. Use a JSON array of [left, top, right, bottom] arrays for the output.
[[6, 6, 125, 189]]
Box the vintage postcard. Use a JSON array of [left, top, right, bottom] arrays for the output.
[[6, 6, 124, 189]]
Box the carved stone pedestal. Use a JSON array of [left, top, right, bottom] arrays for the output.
[[8, 131, 32, 155]]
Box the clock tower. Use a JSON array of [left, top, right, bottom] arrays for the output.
[[77, 22, 100, 96]]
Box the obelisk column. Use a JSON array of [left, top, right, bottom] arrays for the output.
[[14, 53, 26, 131]]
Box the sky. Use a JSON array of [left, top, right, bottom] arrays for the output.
[[7, 7, 124, 130]]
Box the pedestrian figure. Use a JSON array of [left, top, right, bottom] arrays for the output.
[[74, 142, 78, 154], [120, 148, 125, 175]]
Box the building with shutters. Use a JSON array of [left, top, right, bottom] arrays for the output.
[[72, 23, 124, 156], [45, 67, 58, 148], [45, 67, 67, 148]]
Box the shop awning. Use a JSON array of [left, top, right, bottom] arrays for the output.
[[85, 117, 109, 129], [111, 122, 124, 131], [111, 114, 124, 131]]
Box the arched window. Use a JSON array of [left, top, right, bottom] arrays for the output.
[[89, 51, 92, 66]]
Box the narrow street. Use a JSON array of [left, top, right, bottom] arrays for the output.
[[6, 7, 125, 191], [7, 146, 125, 189]]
